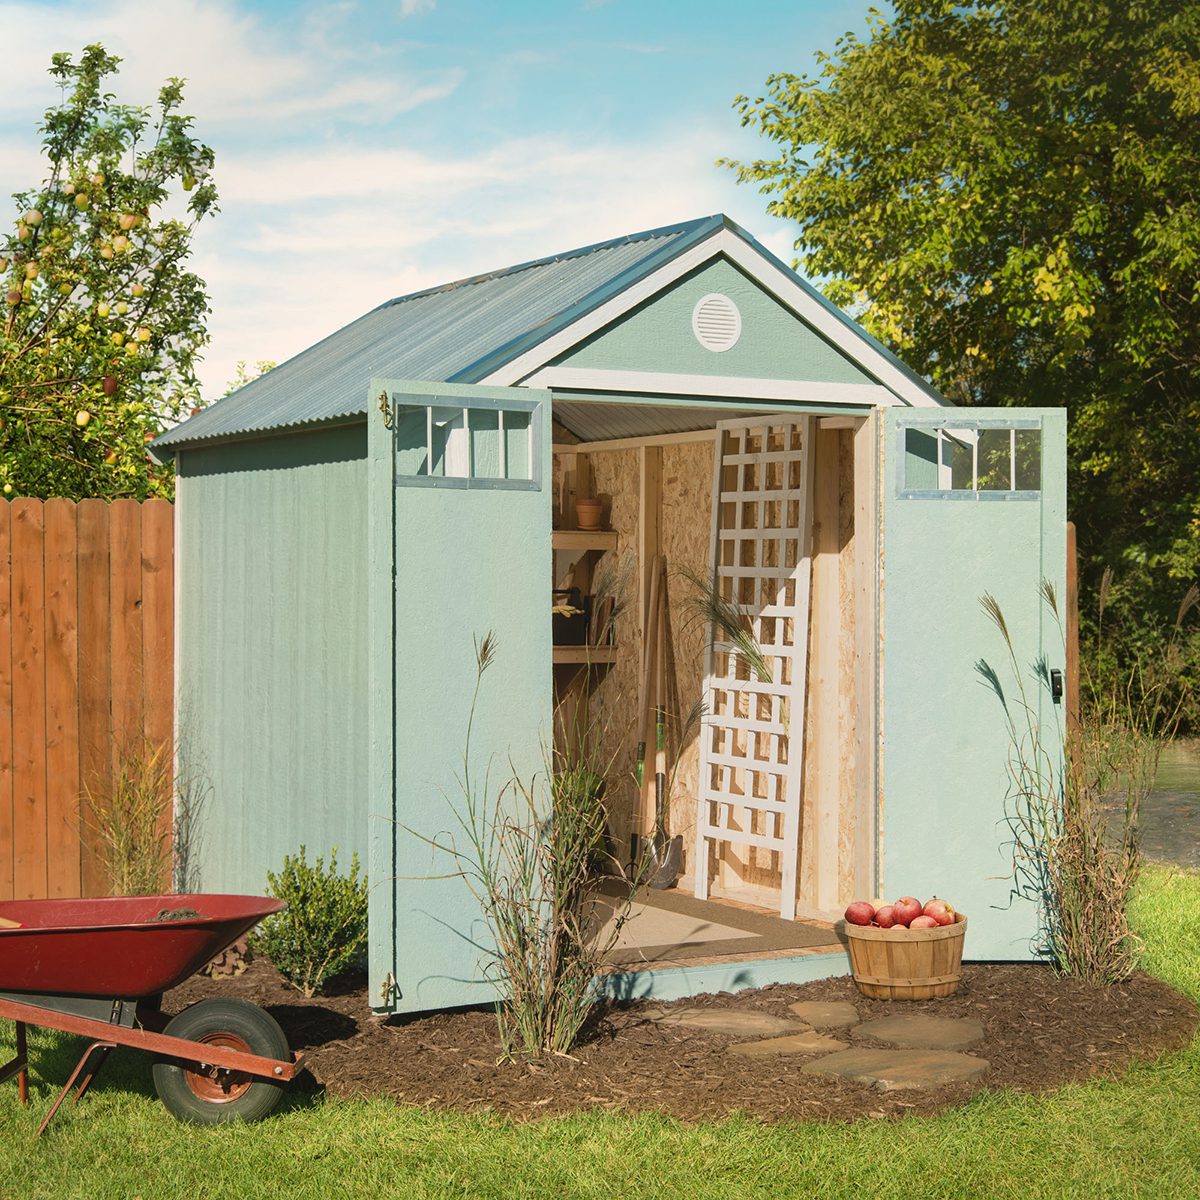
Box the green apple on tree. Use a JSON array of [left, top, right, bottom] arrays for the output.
[[0, 44, 217, 500]]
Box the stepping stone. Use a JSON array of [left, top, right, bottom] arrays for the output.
[[788, 1000, 861, 1029], [803, 1048, 990, 1091], [646, 1006, 810, 1038], [730, 1031, 849, 1057], [854, 1015, 985, 1051]]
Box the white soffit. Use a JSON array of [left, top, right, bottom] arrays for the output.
[[526, 368, 887, 407], [480, 227, 942, 408]]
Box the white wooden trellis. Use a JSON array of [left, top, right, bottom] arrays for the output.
[[693, 416, 814, 921]]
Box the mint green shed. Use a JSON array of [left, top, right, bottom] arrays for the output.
[[153, 215, 1067, 1014]]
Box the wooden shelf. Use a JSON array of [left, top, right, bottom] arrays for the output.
[[552, 530, 618, 552], [552, 645, 618, 666]]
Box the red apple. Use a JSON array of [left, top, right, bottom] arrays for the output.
[[923, 898, 957, 926], [910, 915, 938, 929], [844, 901, 876, 927], [892, 896, 922, 926], [874, 904, 897, 928]]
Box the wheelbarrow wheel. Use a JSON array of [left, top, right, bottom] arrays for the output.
[[152, 998, 290, 1125]]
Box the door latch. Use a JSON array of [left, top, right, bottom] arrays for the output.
[[1050, 668, 1063, 704], [378, 390, 393, 430]]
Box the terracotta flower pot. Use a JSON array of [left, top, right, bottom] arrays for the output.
[[575, 499, 603, 531]]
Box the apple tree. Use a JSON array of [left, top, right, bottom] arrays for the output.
[[725, 0, 1200, 720], [0, 44, 217, 500]]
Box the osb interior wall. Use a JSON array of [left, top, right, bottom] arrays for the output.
[[554, 440, 715, 868], [555, 424, 861, 914]]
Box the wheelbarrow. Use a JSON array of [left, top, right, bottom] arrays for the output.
[[0, 894, 303, 1134]]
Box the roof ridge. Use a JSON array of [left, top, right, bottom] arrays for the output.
[[374, 214, 723, 312]]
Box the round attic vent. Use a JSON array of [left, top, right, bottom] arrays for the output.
[[692, 293, 742, 352]]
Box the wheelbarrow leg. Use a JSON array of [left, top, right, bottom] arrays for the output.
[[0, 1022, 29, 1105], [36, 1040, 116, 1138], [72, 1043, 114, 1105]]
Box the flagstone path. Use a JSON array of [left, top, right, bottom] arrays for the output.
[[648, 996, 991, 1088]]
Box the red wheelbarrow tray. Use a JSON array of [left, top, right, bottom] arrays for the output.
[[0, 894, 284, 998]]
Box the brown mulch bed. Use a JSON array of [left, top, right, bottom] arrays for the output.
[[165, 960, 1198, 1124]]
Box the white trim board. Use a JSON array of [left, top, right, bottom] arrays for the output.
[[480, 227, 945, 409], [528, 368, 889, 408]]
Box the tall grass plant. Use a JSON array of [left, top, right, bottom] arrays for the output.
[[980, 583, 1183, 984]]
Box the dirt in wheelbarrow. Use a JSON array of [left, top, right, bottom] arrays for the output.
[[165, 960, 1198, 1124]]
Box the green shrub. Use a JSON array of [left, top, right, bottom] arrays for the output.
[[251, 847, 368, 997]]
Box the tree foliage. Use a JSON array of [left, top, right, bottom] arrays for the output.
[[726, 2, 1200, 641], [0, 45, 217, 499]]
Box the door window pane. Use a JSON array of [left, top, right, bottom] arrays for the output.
[[900, 423, 1041, 497], [977, 428, 1013, 491], [1014, 429, 1041, 491], [504, 410, 532, 481], [392, 396, 540, 488], [470, 409, 503, 480], [394, 405, 429, 477]]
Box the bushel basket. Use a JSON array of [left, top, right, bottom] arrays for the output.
[[842, 913, 967, 1000]]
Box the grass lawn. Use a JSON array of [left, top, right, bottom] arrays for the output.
[[2, 866, 1198, 1200]]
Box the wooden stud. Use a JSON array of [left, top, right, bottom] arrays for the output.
[[852, 414, 879, 900], [807, 429, 842, 915]]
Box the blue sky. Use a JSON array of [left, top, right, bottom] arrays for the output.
[[1, 0, 876, 398]]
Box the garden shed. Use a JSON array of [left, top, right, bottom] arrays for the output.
[[151, 214, 1067, 1015]]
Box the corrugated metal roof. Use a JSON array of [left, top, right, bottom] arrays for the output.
[[152, 216, 723, 452], [153, 212, 946, 455]]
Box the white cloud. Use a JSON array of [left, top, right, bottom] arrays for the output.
[[190, 126, 752, 396], [0, 0, 791, 401], [399, 0, 435, 14], [0, 0, 460, 133]]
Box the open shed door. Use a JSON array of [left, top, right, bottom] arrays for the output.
[[881, 407, 1067, 960], [367, 379, 552, 1013]]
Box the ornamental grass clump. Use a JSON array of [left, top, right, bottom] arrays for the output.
[[979, 581, 1186, 985], [84, 738, 173, 896], [432, 632, 641, 1060], [252, 847, 368, 998]]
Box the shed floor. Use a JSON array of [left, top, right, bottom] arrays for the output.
[[593, 881, 841, 971]]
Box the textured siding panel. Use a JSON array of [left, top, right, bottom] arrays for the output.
[[559, 258, 875, 385], [176, 425, 369, 892]]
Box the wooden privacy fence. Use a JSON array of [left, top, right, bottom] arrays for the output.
[[0, 498, 173, 900]]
